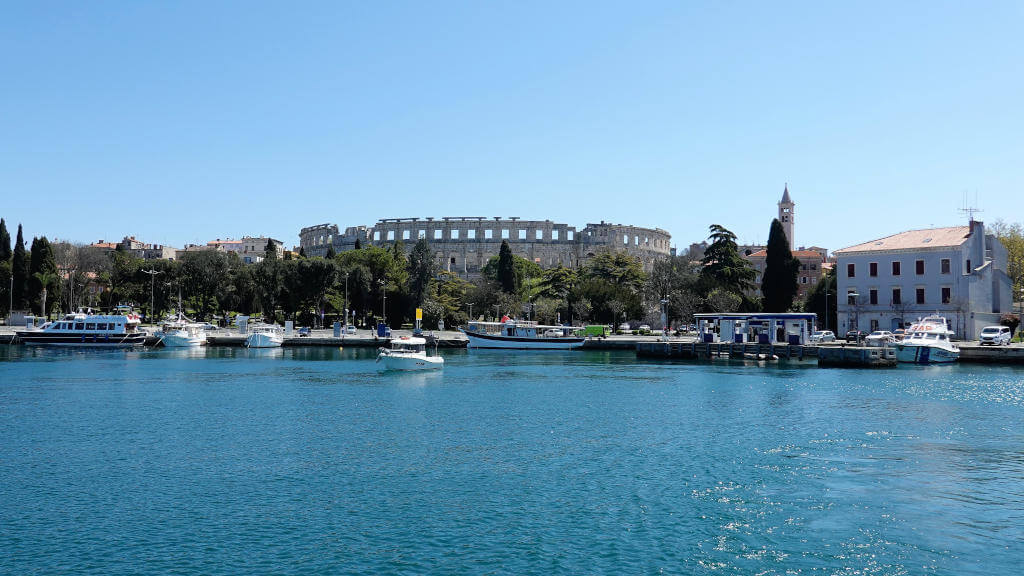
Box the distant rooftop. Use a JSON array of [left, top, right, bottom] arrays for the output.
[[834, 226, 970, 254]]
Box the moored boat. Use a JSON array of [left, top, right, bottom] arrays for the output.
[[157, 314, 208, 348], [894, 315, 960, 364], [245, 324, 284, 348], [15, 312, 147, 347], [461, 320, 585, 350]]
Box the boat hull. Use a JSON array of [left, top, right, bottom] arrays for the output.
[[377, 354, 444, 371], [895, 343, 959, 364], [245, 333, 283, 348], [160, 332, 207, 347], [15, 332, 146, 347], [462, 330, 584, 350]]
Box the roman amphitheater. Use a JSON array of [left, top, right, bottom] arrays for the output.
[[300, 217, 672, 276]]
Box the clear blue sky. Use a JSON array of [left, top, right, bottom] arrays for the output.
[[2, 1, 1021, 253]]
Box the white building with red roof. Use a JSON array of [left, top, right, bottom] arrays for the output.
[[833, 220, 1012, 339]]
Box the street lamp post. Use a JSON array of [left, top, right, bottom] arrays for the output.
[[660, 297, 669, 341], [467, 302, 474, 322], [142, 269, 162, 324], [824, 290, 831, 332], [379, 279, 387, 325], [343, 271, 349, 334]]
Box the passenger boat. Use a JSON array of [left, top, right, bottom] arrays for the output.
[[461, 320, 585, 350], [245, 324, 284, 348], [15, 312, 147, 347], [376, 336, 444, 371], [156, 313, 207, 348], [894, 315, 960, 364]]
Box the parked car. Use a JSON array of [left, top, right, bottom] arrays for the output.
[[344, 325, 357, 335], [979, 325, 1012, 346], [865, 330, 895, 346], [298, 327, 311, 337], [809, 330, 836, 343], [618, 323, 631, 332], [845, 330, 868, 342]]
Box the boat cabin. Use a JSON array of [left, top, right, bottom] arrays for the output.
[[40, 314, 137, 335]]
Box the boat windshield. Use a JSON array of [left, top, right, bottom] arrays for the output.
[[394, 344, 425, 352]]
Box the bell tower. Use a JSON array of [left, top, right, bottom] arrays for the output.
[[778, 184, 795, 248]]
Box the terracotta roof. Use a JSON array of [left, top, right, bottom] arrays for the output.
[[835, 226, 970, 254]]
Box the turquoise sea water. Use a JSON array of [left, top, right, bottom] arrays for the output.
[[1, 346, 1022, 575]]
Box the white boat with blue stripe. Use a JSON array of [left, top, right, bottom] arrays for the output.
[[894, 315, 960, 364], [461, 320, 584, 350]]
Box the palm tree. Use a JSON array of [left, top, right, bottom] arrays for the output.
[[33, 271, 57, 320]]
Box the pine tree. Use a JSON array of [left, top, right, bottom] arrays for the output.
[[497, 240, 517, 293], [264, 239, 278, 261], [298, 246, 306, 258], [761, 219, 800, 312], [408, 238, 436, 306], [325, 245, 335, 259], [11, 224, 29, 309], [354, 238, 362, 250]]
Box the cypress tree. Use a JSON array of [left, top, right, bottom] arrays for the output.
[[264, 239, 278, 261], [354, 238, 362, 250], [28, 236, 58, 316], [497, 240, 517, 293], [761, 218, 800, 312], [0, 219, 10, 262], [324, 246, 334, 259], [298, 246, 306, 258], [11, 224, 29, 309]]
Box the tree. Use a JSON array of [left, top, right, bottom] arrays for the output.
[[325, 245, 336, 259], [354, 238, 362, 250], [761, 218, 800, 312], [496, 240, 517, 293], [407, 238, 436, 307], [999, 313, 1020, 338], [0, 219, 10, 262], [804, 267, 838, 331], [707, 288, 742, 312], [180, 250, 230, 320], [0, 218, 9, 317], [264, 239, 278, 261], [991, 220, 1023, 296], [11, 224, 29, 309], [699, 224, 756, 295], [298, 246, 306, 258], [647, 255, 701, 328], [28, 236, 58, 316]]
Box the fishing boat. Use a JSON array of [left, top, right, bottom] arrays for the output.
[[461, 320, 585, 350], [376, 336, 444, 371], [15, 312, 147, 347], [156, 314, 207, 347], [894, 315, 960, 364], [245, 324, 284, 348]]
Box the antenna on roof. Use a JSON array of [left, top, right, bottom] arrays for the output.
[[958, 191, 982, 222]]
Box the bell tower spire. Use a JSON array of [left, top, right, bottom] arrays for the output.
[[778, 183, 795, 248]]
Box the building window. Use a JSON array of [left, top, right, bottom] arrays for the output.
[[467, 230, 476, 239], [941, 287, 951, 304], [892, 261, 901, 276], [915, 260, 925, 275], [535, 230, 543, 240], [387, 230, 395, 241], [434, 230, 442, 240], [801, 277, 807, 284], [869, 289, 878, 305], [916, 288, 925, 304], [941, 258, 950, 274], [870, 319, 879, 332], [623, 234, 629, 245], [966, 259, 972, 273], [847, 263, 855, 278], [518, 230, 527, 240], [634, 235, 639, 246], [402, 230, 410, 240], [373, 231, 381, 241], [810, 264, 817, 270], [485, 229, 493, 239], [552, 230, 559, 240], [502, 229, 509, 239], [892, 288, 901, 305], [567, 231, 574, 241], [451, 229, 460, 240], [869, 262, 878, 277], [418, 230, 426, 239]]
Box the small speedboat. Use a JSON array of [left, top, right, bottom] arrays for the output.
[[157, 313, 207, 347], [895, 315, 959, 364], [245, 324, 284, 348], [376, 336, 444, 371]]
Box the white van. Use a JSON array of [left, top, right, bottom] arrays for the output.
[[979, 326, 1012, 346]]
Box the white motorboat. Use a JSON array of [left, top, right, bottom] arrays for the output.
[[156, 313, 207, 347], [376, 336, 444, 371], [15, 312, 147, 347], [894, 315, 960, 364], [245, 324, 284, 348], [461, 320, 585, 350]]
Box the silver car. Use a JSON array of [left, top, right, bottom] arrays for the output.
[[979, 326, 1012, 346]]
